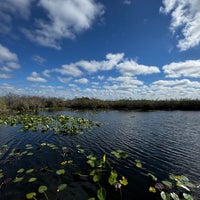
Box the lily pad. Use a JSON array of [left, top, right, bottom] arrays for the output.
[[13, 176, 24, 183], [162, 180, 172, 189], [27, 152, 34, 156], [149, 186, 156, 193], [183, 193, 194, 200], [56, 169, 65, 175], [38, 185, 48, 193], [135, 160, 142, 168], [0, 173, 4, 179], [147, 173, 157, 181], [26, 169, 34, 174], [26, 192, 36, 199], [170, 192, 180, 200], [97, 187, 106, 200], [28, 177, 37, 182], [17, 168, 25, 173], [57, 183, 67, 192]]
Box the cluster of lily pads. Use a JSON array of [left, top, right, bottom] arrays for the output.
[[1, 141, 198, 200], [148, 172, 197, 200], [0, 114, 102, 135], [0, 142, 129, 200], [0, 114, 199, 199]]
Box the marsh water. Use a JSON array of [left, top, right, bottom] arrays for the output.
[[0, 110, 200, 199]]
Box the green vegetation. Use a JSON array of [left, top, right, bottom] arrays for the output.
[[1, 93, 200, 113], [0, 114, 102, 135], [0, 142, 198, 200]]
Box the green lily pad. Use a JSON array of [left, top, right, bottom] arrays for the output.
[[183, 193, 194, 200], [28, 177, 37, 182], [27, 152, 34, 156], [97, 187, 106, 200], [170, 192, 180, 200], [57, 184, 67, 192], [108, 170, 118, 185], [17, 168, 25, 173], [93, 174, 101, 183], [26, 169, 34, 174], [111, 150, 128, 159], [135, 160, 142, 168], [56, 169, 65, 175], [119, 176, 128, 186], [162, 180, 172, 189], [13, 176, 24, 183], [0, 173, 4, 179], [26, 192, 36, 199], [147, 173, 157, 181], [38, 185, 48, 193], [161, 191, 170, 200]]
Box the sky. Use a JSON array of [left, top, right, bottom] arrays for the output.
[[0, 0, 200, 100]]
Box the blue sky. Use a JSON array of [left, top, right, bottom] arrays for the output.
[[0, 0, 200, 100]]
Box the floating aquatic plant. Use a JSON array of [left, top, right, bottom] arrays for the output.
[[0, 136, 198, 200], [38, 185, 48, 200], [26, 192, 37, 200], [148, 172, 197, 200], [56, 169, 65, 175], [0, 114, 102, 135], [111, 149, 128, 159], [28, 177, 37, 182], [57, 184, 67, 192]]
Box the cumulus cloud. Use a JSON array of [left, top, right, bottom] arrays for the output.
[[0, 44, 18, 63], [57, 77, 72, 84], [117, 59, 160, 76], [0, 44, 20, 78], [160, 0, 200, 51], [23, 0, 104, 49], [26, 72, 47, 82], [152, 79, 200, 88], [163, 59, 200, 78], [74, 78, 89, 84], [55, 64, 83, 77], [149, 79, 200, 99], [44, 53, 124, 77], [0, 74, 12, 79], [32, 55, 46, 65], [0, 0, 33, 33], [123, 0, 132, 5], [77, 53, 124, 72], [108, 76, 143, 85]]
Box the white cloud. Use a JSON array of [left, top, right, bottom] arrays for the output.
[[23, 0, 104, 49], [57, 77, 72, 84], [0, 44, 20, 78], [77, 53, 124, 72], [152, 79, 200, 88], [32, 55, 46, 65], [75, 78, 89, 84], [123, 0, 132, 5], [0, 74, 12, 79], [26, 72, 47, 82], [97, 75, 105, 80], [0, 44, 18, 63], [160, 0, 200, 51], [44, 53, 124, 77], [163, 59, 200, 78], [0, 0, 33, 33], [108, 76, 143, 85], [117, 59, 160, 76], [56, 64, 83, 77]]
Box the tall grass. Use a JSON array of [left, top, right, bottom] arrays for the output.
[[1, 93, 200, 113]]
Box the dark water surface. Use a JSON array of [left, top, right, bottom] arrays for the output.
[[0, 110, 200, 199]]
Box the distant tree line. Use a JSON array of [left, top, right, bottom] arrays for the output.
[[0, 93, 200, 113]]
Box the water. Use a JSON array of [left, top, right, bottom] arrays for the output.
[[0, 110, 200, 200]]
